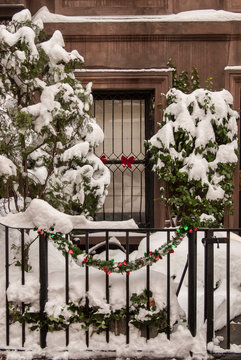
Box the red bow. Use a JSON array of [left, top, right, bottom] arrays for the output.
[[100, 155, 107, 164], [121, 155, 134, 169]]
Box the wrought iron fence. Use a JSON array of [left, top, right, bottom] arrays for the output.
[[0, 225, 239, 358]]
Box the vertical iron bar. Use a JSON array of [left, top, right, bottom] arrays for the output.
[[188, 230, 197, 337], [65, 234, 69, 347], [146, 231, 150, 340], [39, 232, 48, 349], [5, 226, 9, 346], [112, 171, 115, 221], [204, 230, 208, 322], [122, 169, 124, 220], [85, 231, 89, 347], [226, 230, 230, 349], [130, 169, 133, 218], [121, 99, 124, 154], [139, 167, 143, 224], [105, 231, 109, 343], [167, 231, 171, 340], [140, 99, 142, 153], [21, 229, 25, 347], [103, 99, 105, 155], [126, 231, 130, 344], [131, 99, 133, 154], [112, 99, 115, 156], [205, 230, 214, 344], [102, 99, 106, 220]]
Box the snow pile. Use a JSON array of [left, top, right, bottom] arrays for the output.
[[147, 88, 239, 226], [0, 199, 138, 233], [39, 29, 84, 67], [33, 6, 241, 23], [0, 155, 16, 177]]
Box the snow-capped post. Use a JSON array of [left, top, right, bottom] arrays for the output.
[[0, 9, 110, 217]]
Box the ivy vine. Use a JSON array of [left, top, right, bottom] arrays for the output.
[[9, 290, 173, 336]]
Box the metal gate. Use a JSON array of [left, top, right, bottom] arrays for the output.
[[93, 90, 154, 227]]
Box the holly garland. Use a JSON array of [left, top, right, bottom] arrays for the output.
[[34, 227, 83, 259], [34, 219, 198, 275]]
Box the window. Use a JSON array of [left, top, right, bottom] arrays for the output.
[[93, 91, 154, 227]]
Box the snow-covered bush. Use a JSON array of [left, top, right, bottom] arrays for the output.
[[146, 88, 239, 227], [0, 9, 110, 216]]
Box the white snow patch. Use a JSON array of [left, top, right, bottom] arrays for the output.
[[33, 6, 241, 23], [0, 199, 138, 233], [0, 155, 17, 177]]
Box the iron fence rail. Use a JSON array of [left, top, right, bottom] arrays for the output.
[[0, 225, 238, 355]]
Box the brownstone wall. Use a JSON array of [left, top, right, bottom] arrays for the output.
[[45, 20, 241, 90], [27, 0, 241, 16], [42, 12, 241, 227], [2, 0, 241, 226]]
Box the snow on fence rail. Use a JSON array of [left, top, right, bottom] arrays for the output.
[[0, 225, 239, 359]]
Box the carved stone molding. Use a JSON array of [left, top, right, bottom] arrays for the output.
[[63, 33, 241, 43]]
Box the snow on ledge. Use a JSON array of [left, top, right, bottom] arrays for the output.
[[75, 68, 173, 73], [0, 199, 138, 233], [33, 6, 241, 23], [225, 65, 241, 70]]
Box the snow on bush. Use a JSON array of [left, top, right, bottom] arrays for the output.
[[146, 88, 239, 227], [0, 9, 110, 217]]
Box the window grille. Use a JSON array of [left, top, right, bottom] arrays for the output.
[[93, 91, 154, 227]]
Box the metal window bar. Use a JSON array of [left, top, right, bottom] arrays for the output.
[[139, 170, 143, 223], [121, 99, 124, 154], [140, 99, 142, 152], [131, 98, 133, 153], [131, 169, 133, 218], [122, 168, 124, 218]]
